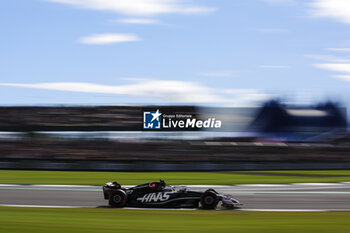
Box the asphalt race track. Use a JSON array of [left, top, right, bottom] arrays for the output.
[[1, 183, 350, 211]]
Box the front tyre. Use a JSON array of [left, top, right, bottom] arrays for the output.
[[200, 191, 219, 209], [109, 190, 127, 208]]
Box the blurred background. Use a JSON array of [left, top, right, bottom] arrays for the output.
[[1, 0, 350, 173], [2, 1, 350, 232], [0, 101, 348, 171]]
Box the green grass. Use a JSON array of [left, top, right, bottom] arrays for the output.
[[244, 170, 350, 175], [0, 207, 349, 233], [0, 170, 349, 185]]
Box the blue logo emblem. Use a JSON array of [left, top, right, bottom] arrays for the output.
[[143, 109, 162, 129]]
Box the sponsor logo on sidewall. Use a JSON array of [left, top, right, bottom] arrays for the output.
[[137, 192, 170, 203]]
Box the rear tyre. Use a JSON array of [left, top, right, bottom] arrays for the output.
[[109, 190, 127, 208], [200, 191, 219, 209]]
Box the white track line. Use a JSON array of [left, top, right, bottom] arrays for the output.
[[236, 184, 289, 187], [292, 183, 343, 186], [30, 185, 99, 188], [1, 204, 349, 212], [0, 184, 100, 188], [0, 204, 82, 208], [237, 209, 350, 212], [1, 183, 349, 188], [1, 184, 350, 193]]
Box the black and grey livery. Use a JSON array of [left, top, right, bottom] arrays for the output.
[[102, 180, 242, 209]]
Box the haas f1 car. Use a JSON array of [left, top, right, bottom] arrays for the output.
[[103, 180, 242, 209]]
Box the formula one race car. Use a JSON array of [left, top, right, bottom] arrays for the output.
[[102, 180, 242, 209]]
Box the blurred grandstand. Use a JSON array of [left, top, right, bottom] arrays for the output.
[[0, 101, 349, 171]]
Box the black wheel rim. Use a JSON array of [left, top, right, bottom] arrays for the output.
[[113, 194, 122, 203], [204, 196, 214, 205]]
